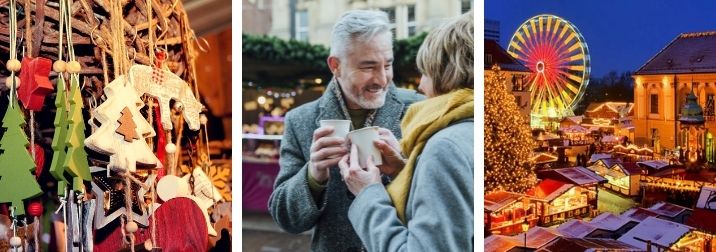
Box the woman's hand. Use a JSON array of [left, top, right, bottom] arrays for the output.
[[373, 128, 405, 178], [338, 144, 382, 196]]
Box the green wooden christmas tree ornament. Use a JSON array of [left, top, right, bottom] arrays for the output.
[[49, 76, 70, 196], [0, 99, 43, 216], [62, 75, 91, 193]]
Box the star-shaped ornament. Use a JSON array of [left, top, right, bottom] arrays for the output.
[[18, 56, 54, 111], [91, 166, 156, 229]]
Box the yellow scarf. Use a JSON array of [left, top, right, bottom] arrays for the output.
[[386, 88, 474, 223]]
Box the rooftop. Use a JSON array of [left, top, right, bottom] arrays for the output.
[[484, 39, 531, 72], [635, 31, 716, 75]]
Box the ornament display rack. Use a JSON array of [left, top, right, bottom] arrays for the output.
[[0, 0, 200, 98], [0, 0, 205, 174]]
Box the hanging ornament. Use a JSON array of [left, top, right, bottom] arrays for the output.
[[84, 77, 162, 172], [91, 167, 155, 229], [128, 64, 204, 131], [17, 57, 54, 111], [0, 100, 43, 216]]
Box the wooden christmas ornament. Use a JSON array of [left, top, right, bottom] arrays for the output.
[[84, 77, 161, 172], [49, 75, 70, 196], [61, 75, 92, 192], [91, 167, 155, 229], [17, 56, 54, 111], [0, 100, 42, 216], [129, 65, 204, 131]]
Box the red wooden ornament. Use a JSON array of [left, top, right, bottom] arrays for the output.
[[93, 197, 208, 251], [18, 57, 54, 111], [28, 143, 45, 180]]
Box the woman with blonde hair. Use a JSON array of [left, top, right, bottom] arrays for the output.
[[338, 11, 474, 251]]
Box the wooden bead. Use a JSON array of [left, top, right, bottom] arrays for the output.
[[5, 76, 20, 89], [165, 143, 177, 154], [28, 201, 43, 217], [144, 240, 153, 250], [200, 114, 208, 125], [6, 59, 21, 72], [9, 236, 22, 247], [67, 61, 81, 74], [53, 60, 67, 73], [125, 221, 138, 233]]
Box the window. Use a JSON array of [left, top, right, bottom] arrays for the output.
[[295, 10, 309, 41], [461, 0, 472, 13], [407, 5, 416, 36], [707, 94, 715, 116], [650, 94, 659, 114], [381, 7, 396, 39]]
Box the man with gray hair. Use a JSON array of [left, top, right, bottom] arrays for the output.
[[268, 10, 423, 251]]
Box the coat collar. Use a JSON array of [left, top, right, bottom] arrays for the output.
[[315, 79, 405, 134]]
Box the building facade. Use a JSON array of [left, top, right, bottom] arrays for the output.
[[485, 39, 532, 124], [633, 31, 716, 159], [269, 0, 473, 45]]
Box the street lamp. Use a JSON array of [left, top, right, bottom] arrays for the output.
[[522, 219, 529, 251]]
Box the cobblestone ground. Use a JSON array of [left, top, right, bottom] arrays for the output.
[[242, 212, 312, 252]]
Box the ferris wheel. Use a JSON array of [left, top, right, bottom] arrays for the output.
[[507, 14, 590, 125]]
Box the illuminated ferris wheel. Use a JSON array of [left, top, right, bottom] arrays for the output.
[[507, 14, 590, 126]]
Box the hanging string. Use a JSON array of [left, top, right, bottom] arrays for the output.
[[150, 173, 158, 250], [8, 0, 19, 106], [24, 0, 32, 55], [53, 190, 68, 252], [123, 175, 136, 252]]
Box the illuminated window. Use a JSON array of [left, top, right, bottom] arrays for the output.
[[650, 94, 659, 114]]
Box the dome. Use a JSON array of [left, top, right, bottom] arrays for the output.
[[679, 91, 705, 124]]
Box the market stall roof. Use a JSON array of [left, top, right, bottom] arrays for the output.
[[620, 207, 660, 222], [637, 160, 671, 170], [561, 116, 583, 125], [538, 237, 641, 252], [590, 212, 632, 232], [613, 162, 642, 176], [613, 144, 654, 155], [589, 153, 613, 163], [485, 191, 527, 212], [647, 202, 691, 218], [531, 152, 559, 164], [593, 158, 622, 169], [695, 186, 716, 209], [561, 125, 589, 133], [556, 219, 599, 238], [617, 216, 693, 251], [484, 235, 521, 252], [549, 166, 607, 186], [686, 208, 716, 234], [601, 135, 621, 143], [510, 227, 562, 249], [527, 179, 574, 202]]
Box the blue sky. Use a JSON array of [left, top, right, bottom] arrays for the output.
[[485, 0, 716, 78]]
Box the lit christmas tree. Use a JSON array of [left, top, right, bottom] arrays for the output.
[[485, 66, 537, 193], [0, 99, 42, 215]]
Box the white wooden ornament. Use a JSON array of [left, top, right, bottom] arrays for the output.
[[129, 65, 203, 130], [156, 175, 190, 202], [183, 167, 223, 237], [84, 77, 162, 172]]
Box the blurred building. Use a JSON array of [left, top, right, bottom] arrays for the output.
[[243, 0, 274, 35], [269, 0, 474, 45]]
